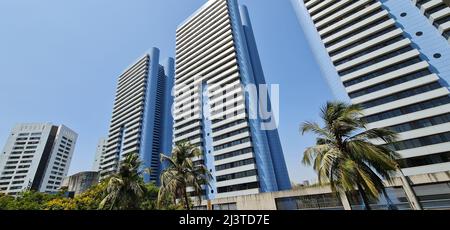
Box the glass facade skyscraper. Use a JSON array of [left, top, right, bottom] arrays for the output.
[[293, 0, 450, 177], [174, 0, 291, 199], [100, 48, 174, 184]]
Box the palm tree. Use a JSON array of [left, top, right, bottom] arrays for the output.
[[99, 153, 146, 210], [158, 141, 211, 210], [300, 101, 400, 210]]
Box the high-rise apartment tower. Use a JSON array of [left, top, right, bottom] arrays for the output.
[[293, 0, 450, 177], [100, 48, 174, 184], [174, 0, 291, 199]]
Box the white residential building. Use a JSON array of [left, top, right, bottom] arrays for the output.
[[0, 123, 77, 195], [92, 137, 107, 172]]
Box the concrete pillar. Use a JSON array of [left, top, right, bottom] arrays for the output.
[[398, 169, 422, 210], [339, 191, 352, 210]]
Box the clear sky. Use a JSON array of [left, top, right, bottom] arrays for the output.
[[0, 0, 334, 183]]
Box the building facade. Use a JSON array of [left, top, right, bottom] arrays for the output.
[[293, 0, 450, 177], [100, 48, 174, 184], [0, 123, 77, 195], [414, 0, 450, 41], [92, 137, 107, 172], [196, 171, 450, 210], [174, 0, 291, 199], [62, 171, 99, 195]]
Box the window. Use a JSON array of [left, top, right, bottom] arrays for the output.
[[212, 119, 246, 132], [343, 58, 423, 87], [214, 147, 253, 161], [386, 131, 450, 151], [217, 182, 259, 193], [214, 137, 251, 151], [348, 69, 431, 98], [360, 82, 442, 109], [9, 186, 22, 190], [215, 158, 255, 171], [216, 170, 258, 182], [433, 53, 442, 59], [338, 46, 414, 76], [276, 194, 343, 210], [398, 151, 450, 168], [213, 203, 237, 210], [388, 113, 450, 133], [416, 31, 423, 36], [213, 128, 248, 142], [400, 12, 407, 17], [364, 96, 450, 123]]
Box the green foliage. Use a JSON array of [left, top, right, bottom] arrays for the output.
[[99, 153, 147, 210], [43, 181, 107, 210], [0, 152, 193, 210], [0, 193, 16, 210], [0, 190, 59, 210], [301, 101, 400, 208], [140, 183, 159, 210], [159, 141, 212, 210]]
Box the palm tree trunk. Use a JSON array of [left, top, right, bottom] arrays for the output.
[[183, 188, 190, 210], [357, 184, 372, 210]]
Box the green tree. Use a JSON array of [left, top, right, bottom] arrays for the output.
[[158, 141, 211, 210], [0, 193, 16, 210], [0, 190, 58, 210], [44, 197, 76, 210], [300, 101, 400, 210], [140, 183, 159, 210], [43, 181, 107, 210], [99, 153, 146, 210]]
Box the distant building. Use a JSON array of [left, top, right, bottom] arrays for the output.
[[0, 123, 77, 195], [62, 171, 99, 195], [100, 47, 174, 184], [92, 137, 107, 172]]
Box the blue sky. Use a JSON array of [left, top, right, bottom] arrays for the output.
[[0, 0, 334, 183]]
